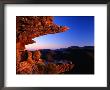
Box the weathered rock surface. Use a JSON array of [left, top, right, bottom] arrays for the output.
[[16, 16, 74, 74]]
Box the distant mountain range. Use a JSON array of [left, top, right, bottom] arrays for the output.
[[38, 45, 94, 74], [38, 46, 94, 51]]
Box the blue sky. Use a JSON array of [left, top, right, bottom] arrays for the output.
[[25, 16, 94, 50]]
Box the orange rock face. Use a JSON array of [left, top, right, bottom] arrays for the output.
[[16, 16, 74, 74], [16, 16, 69, 45]]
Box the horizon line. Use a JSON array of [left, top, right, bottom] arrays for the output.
[[25, 45, 94, 51]]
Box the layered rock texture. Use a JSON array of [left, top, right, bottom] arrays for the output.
[[16, 16, 74, 74]]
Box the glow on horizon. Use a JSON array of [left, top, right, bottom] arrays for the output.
[[25, 43, 68, 50], [25, 43, 66, 50], [25, 36, 70, 50]]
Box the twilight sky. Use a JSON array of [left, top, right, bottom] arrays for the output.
[[25, 16, 94, 50]]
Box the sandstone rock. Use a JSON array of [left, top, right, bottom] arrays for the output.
[[16, 16, 69, 45], [33, 50, 41, 61], [16, 16, 74, 74]]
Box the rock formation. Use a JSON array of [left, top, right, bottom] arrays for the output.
[[33, 50, 41, 62], [16, 16, 74, 74]]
